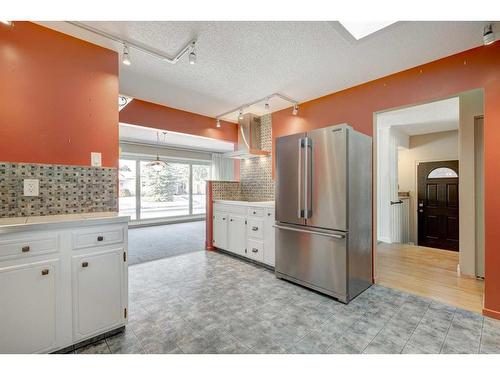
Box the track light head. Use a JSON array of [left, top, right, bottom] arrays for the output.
[[483, 24, 496, 46], [216, 119, 221, 128], [122, 45, 131, 66], [264, 100, 270, 111], [238, 108, 244, 120], [1, 21, 12, 27], [189, 41, 197, 64], [292, 104, 299, 116]]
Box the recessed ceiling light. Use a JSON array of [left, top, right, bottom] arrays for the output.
[[340, 21, 396, 40]]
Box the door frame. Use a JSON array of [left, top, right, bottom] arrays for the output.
[[372, 92, 481, 282]]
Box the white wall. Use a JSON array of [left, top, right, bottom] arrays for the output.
[[397, 130, 459, 244], [377, 126, 409, 243], [459, 89, 484, 276]]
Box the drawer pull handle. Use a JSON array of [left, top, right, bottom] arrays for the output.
[[82, 261, 89, 268], [41, 269, 49, 276], [268, 213, 271, 216], [97, 236, 104, 242], [252, 226, 259, 231], [222, 218, 226, 221], [22, 246, 30, 252], [253, 211, 256, 214], [230, 219, 233, 222], [252, 248, 259, 253]]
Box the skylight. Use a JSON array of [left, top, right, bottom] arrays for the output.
[[340, 21, 396, 40]]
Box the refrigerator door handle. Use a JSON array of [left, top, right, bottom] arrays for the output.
[[297, 138, 304, 218], [304, 137, 313, 219], [274, 224, 346, 239]]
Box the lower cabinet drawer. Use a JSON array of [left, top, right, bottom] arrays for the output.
[[247, 218, 264, 239], [246, 239, 264, 262], [0, 233, 59, 261], [72, 225, 124, 250]]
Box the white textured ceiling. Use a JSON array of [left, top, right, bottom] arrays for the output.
[[38, 21, 495, 122], [377, 97, 459, 136], [119, 123, 234, 152]]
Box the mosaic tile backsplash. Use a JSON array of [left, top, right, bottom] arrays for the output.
[[211, 181, 243, 201], [0, 162, 117, 217], [240, 113, 275, 201]]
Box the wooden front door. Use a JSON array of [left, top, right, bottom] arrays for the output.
[[417, 160, 459, 251]]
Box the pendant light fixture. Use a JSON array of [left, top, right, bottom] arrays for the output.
[[147, 132, 168, 172]]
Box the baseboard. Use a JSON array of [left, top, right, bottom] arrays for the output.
[[378, 237, 391, 244], [483, 307, 500, 320]]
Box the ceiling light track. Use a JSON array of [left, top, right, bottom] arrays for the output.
[[66, 21, 196, 65], [215, 93, 299, 124]]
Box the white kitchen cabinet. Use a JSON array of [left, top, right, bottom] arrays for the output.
[[228, 215, 246, 256], [212, 202, 275, 267], [0, 214, 128, 353], [0, 259, 60, 354], [72, 248, 125, 341], [213, 213, 228, 250], [263, 208, 276, 266]]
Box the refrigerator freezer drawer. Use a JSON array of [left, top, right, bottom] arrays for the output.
[[274, 224, 347, 302]]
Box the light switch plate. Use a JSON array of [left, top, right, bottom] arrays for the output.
[[91, 152, 102, 167], [23, 179, 39, 197]]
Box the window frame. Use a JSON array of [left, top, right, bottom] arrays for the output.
[[119, 155, 211, 221]]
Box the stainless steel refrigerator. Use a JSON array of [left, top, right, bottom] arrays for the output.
[[275, 124, 372, 303]]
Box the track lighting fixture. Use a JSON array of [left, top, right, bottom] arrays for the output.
[[67, 22, 197, 66], [189, 42, 197, 64], [215, 93, 298, 123], [216, 119, 221, 128], [264, 99, 270, 111], [122, 45, 131, 66], [1, 21, 12, 26], [483, 24, 496, 46]]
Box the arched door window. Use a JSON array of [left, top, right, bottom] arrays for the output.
[[427, 167, 458, 179]]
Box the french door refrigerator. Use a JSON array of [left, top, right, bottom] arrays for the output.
[[275, 124, 372, 303]]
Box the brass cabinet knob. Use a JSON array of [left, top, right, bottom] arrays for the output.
[[41, 269, 49, 276], [82, 261, 89, 268], [22, 245, 30, 252]]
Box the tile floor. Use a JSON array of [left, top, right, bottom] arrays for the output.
[[74, 250, 500, 354]]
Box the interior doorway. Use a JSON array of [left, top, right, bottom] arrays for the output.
[[373, 91, 485, 313]]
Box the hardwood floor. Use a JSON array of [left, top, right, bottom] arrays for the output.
[[376, 242, 484, 313]]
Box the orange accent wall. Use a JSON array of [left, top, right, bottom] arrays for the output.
[[119, 99, 238, 143], [0, 22, 119, 168], [272, 43, 500, 318]]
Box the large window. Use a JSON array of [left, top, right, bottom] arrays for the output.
[[119, 157, 211, 221]]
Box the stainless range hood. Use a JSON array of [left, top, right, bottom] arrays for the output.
[[224, 113, 270, 159]]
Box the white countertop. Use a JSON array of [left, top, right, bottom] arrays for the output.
[[0, 212, 130, 234], [213, 200, 275, 207]]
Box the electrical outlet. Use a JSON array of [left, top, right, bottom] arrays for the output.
[[23, 179, 39, 197], [91, 152, 102, 167]]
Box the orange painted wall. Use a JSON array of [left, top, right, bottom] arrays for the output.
[[272, 43, 500, 318], [0, 22, 119, 168], [119, 99, 238, 143]]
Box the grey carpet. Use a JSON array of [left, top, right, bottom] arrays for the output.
[[128, 221, 205, 265]]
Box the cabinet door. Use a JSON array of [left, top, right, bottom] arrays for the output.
[[72, 248, 124, 340], [0, 259, 59, 353], [264, 209, 276, 266], [228, 215, 246, 256], [213, 212, 228, 250]]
